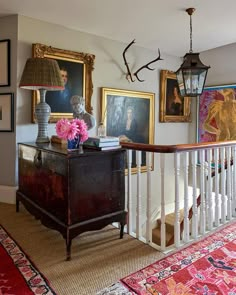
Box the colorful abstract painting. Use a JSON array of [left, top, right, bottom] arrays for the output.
[[198, 84, 236, 143]]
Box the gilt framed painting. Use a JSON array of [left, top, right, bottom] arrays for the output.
[[32, 43, 95, 123], [101, 87, 155, 173], [160, 70, 191, 122]]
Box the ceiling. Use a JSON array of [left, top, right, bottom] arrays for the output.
[[1, 0, 236, 57]]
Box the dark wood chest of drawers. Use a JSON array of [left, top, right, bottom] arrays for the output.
[[16, 143, 126, 260]]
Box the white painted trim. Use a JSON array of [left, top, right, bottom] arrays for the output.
[[0, 185, 17, 204]]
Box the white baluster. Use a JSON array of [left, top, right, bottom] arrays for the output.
[[214, 148, 220, 226], [191, 150, 198, 239], [232, 146, 236, 217], [199, 150, 206, 235], [207, 149, 213, 230], [226, 147, 232, 221], [174, 153, 180, 247], [160, 153, 166, 251], [220, 147, 226, 224], [136, 150, 142, 239], [183, 152, 189, 243], [127, 149, 132, 234], [146, 152, 152, 244]]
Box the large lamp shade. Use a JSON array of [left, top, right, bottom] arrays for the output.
[[19, 58, 64, 143]]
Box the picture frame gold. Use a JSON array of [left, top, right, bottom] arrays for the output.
[[101, 87, 155, 173], [159, 70, 191, 122], [32, 43, 95, 123]]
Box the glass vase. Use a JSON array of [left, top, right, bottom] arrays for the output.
[[97, 122, 106, 137], [78, 142, 84, 154]]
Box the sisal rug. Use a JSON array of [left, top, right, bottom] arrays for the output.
[[98, 221, 236, 294], [0, 224, 56, 295]]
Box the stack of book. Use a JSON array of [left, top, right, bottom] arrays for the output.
[[83, 136, 121, 150]]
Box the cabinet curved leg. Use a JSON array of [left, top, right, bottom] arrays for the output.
[[120, 222, 125, 239], [16, 199, 20, 212], [66, 239, 72, 261]]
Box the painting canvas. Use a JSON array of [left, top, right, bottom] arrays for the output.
[[45, 59, 83, 114], [198, 84, 236, 143], [160, 70, 191, 122]]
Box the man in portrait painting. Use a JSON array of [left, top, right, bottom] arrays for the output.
[[46, 66, 72, 113], [106, 95, 150, 167], [119, 106, 138, 143]]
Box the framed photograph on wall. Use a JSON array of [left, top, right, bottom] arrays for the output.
[[101, 87, 155, 172], [0, 39, 10, 87], [32, 43, 95, 123], [0, 93, 14, 132], [198, 84, 236, 143], [159, 70, 191, 122]]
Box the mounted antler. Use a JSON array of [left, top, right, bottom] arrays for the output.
[[122, 39, 163, 82], [122, 39, 136, 82]]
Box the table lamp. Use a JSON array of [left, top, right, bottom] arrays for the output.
[[19, 58, 64, 143]]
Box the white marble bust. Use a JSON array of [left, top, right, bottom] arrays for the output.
[[70, 95, 96, 131]]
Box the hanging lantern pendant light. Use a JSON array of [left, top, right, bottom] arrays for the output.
[[176, 8, 210, 97]]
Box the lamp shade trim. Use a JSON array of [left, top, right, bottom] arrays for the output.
[[19, 84, 64, 90]]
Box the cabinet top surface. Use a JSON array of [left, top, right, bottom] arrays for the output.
[[18, 142, 125, 157]]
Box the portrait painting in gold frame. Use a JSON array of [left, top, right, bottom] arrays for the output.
[[101, 87, 155, 173], [32, 43, 95, 123], [159, 70, 191, 122]]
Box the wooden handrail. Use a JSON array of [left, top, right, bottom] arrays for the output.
[[121, 140, 236, 153]]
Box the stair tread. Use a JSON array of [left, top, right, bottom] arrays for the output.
[[152, 209, 185, 246], [152, 228, 173, 245], [157, 209, 184, 226]]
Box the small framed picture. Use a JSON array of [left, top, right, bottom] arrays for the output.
[[0, 39, 10, 87], [0, 93, 14, 132], [159, 70, 191, 122]]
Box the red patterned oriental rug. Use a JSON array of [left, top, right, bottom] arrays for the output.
[[0, 225, 56, 295], [97, 221, 236, 295]]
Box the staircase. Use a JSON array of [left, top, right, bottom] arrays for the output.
[[152, 209, 184, 246], [152, 193, 202, 246]]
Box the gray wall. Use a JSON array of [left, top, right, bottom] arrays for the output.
[[1, 14, 195, 202], [0, 15, 18, 186], [201, 43, 236, 86]]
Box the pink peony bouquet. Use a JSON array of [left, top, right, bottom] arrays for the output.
[[55, 118, 88, 143]]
